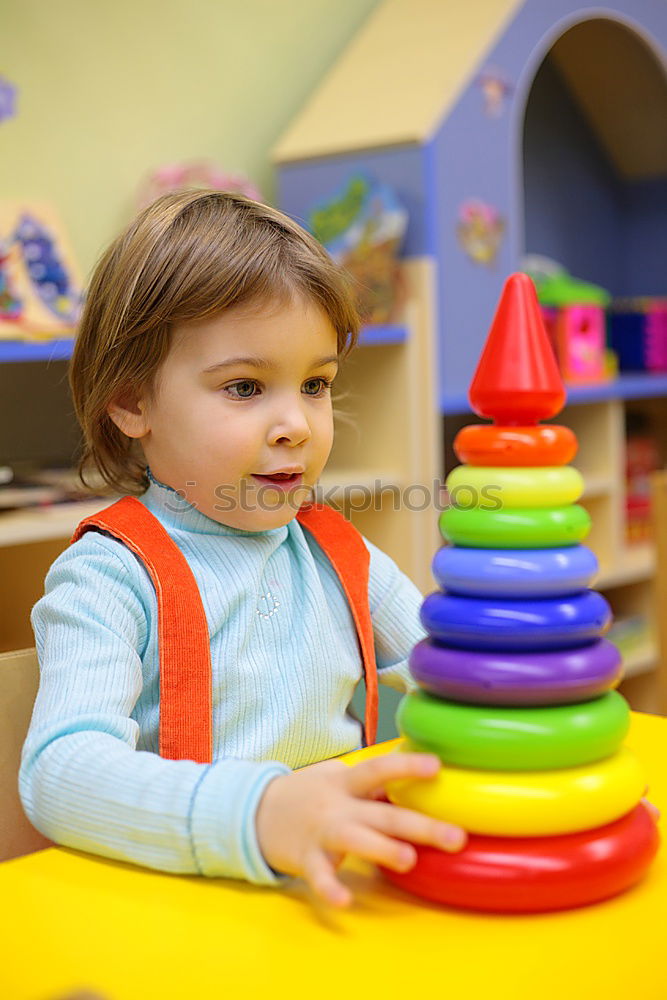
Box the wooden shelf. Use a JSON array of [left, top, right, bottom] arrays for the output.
[[442, 372, 667, 414], [596, 545, 655, 589], [567, 374, 667, 405], [622, 642, 658, 679], [580, 475, 613, 499], [0, 327, 408, 363], [358, 325, 407, 347], [0, 337, 76, 363], [319, 469, 406, 499], [0, 499, 111, 548]]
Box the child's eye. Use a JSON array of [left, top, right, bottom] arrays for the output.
[[303, 377, 334, 396], [225, 380, 260, 399]]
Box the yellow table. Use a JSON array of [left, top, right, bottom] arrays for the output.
[[1, 713, 666, 1000]]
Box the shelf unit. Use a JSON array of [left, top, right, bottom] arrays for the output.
[[0, 499, 110, 549], [0, 328, 406, 364], [324, 260, 441, 595], [0, 498, 112, 652]]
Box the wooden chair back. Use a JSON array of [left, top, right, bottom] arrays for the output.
[[0, 647, 52, 861]]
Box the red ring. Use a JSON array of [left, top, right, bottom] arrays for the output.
[[454, 424, 578, 467], [381, 802, 659, 913]]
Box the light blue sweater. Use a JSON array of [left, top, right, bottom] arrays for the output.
[[20, 472, 425, 886]]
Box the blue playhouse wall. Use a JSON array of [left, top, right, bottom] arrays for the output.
[[523, 55, 625, 294], [277, 0, 667, 411]]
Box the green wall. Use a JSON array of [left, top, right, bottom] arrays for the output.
[[1, 0, 378, 277]]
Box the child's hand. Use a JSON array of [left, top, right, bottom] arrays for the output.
[[255, 752, 466, 907]]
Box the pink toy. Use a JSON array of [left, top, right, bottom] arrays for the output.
[[542, 304, 607, 383]]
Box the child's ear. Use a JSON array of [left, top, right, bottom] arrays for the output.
[[107, 391, 150, 439]]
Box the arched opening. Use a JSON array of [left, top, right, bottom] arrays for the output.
[[522, 17, 667, 297]]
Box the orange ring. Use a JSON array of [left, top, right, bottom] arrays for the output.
[[454, 424, 577, 467]]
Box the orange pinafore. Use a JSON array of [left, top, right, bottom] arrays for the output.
[[72, 497, 379, 763]]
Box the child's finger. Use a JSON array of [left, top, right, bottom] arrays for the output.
[[362, 800, 467, 852], [303, 850, 352, 908], [345, 751, 440, 797], [324, 823, 417, 873]]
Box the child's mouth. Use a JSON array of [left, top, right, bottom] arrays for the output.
[[252, 472, 304, 491]]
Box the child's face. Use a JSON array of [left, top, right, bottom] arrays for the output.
[[133, 295, 339, 531]]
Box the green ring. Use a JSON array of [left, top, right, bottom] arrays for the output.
[[439, 504, 591, 548], [397, 690, 630, 771]]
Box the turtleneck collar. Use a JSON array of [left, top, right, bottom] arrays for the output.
[[139, 467, 290, 540]]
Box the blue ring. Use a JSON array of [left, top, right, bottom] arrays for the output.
[[432, 545, 599, 598], [420, 590, 612, 651]]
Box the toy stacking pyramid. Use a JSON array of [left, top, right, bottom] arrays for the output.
[[383, 273, 660, 913]]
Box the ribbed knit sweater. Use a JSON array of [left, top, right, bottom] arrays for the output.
[[20, 472, 425, 886]]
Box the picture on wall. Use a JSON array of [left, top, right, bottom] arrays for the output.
[[0, 202, 83, 339]]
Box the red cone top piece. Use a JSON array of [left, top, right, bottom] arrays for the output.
[[468, 272, 566, 423]]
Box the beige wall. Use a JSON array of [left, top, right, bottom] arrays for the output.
[[1, 0, 378, 277]]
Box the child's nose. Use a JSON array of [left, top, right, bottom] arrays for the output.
[[268, 399, 312, 446]]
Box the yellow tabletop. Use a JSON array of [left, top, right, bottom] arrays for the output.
[[1, 712, 666, 1000]]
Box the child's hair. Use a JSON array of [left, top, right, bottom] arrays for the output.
[[70, 189, 361, 496]]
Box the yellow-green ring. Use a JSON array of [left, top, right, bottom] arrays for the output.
[[446, 465, 584, 509]]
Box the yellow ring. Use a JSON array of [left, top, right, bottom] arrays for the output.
[[446, 465, 584, 509], [387, 746, 645, 836]]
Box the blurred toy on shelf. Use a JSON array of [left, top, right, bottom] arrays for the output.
[[0, 466, 107, 512], [607, 614, 654, 665], [609, 298, 667, 373], [308, 173, 408, 325], [137, 161, 262, 211], [523, 256, 611, 385], [625, 411, 660, 544]]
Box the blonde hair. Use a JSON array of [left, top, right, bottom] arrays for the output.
[[70, 189, 360, 496]]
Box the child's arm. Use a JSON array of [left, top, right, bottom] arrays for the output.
[[256, 750, 466, 907], [365, 538, 427, 694], [20, 533, 290, 885]]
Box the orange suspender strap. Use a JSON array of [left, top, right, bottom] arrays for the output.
[[71, 496, 378, 762], [296, 503, 378, 748], [72, 496, 213, 764]]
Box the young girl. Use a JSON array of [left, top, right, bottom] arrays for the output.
[[20, 190, 466, 908]]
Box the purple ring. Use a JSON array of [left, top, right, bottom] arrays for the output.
[[409, 638, 623, 705]]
